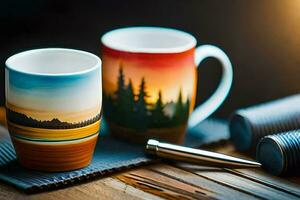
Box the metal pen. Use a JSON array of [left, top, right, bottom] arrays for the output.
[[146, 139, 261, 168]]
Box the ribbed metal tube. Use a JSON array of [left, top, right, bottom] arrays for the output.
[[229, 94, 300, 152], [257, 130, 300, 176]]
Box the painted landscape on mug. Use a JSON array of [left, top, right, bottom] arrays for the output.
[[5, 69, 102, 140], [6, 103, 101, 130], [103, 50, 197, 133]]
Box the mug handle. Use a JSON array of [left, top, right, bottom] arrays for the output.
[[188, 45, 233, 129]]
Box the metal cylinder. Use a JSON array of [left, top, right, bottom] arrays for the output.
[[146, 139, 261, 168], [229, 94, 300, 152], [256, 130, 300, 176]]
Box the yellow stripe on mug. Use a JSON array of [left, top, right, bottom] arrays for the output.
[[7, 120, 101, 141]]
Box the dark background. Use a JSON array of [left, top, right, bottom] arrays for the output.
[[0, 0, 299, 118]]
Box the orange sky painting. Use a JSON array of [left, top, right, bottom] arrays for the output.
[[102, 47, 197, 104]]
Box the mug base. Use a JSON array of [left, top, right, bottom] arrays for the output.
[[11, 134, 98, 172], [108, 122, 186, 144]]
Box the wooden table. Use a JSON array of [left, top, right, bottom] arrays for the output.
[[0, 108, 299, 200]]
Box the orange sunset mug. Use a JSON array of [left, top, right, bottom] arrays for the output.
[[101, 27, 233, 144]]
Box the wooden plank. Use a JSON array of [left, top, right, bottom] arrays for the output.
[[226, 168, 300, 198], [0, 183, 29, 200], [178, 163, 299, 200], [212, 141, 300, 189], [0, 177, 152, 200], [115, 167, 214, 200], [102, 177, 163, 200], [148, 164, 260, 200]]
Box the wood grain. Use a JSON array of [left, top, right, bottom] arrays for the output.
[[226, 168, 300, 197], [179, 165, 297, 200], [211, 141, 300, 186], [115, 168, 214, 200], [149, 164, 259, 200], [0, 177, 147, 200]]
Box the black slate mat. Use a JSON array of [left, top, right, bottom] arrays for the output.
[[0, 118, 229, 193]]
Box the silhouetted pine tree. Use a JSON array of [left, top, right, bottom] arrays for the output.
[[154, 90, 164, 113], [136, 77, 148, 113], [151, 90, 171, 127], [115, 64, 127, 124], [103, 92, 115, 120], [184, 97, 190, 119], [182, 97, 190, 122], [125, 79, 135, 111], [117, 64, 125, 93], [124, 79, 136, 126], [173, 89, 187, 124], [136, 77, 149, 130], [103, 64, 193, 129]]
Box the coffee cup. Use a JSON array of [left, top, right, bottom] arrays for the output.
[[101, 27, 233, 144], [5, 48, 102, 171]]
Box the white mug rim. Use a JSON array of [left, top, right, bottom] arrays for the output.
[[101, 27, 197, 54], [5, 48, 101, 77]]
